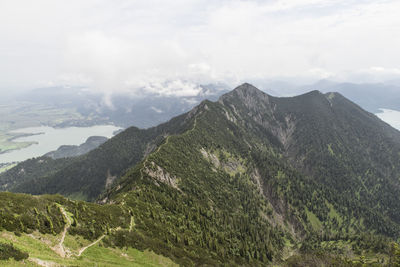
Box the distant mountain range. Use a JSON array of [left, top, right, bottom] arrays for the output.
[[7, 80, 400, 131], [15, 83, 230, 128], [2, 84, 400, 265]]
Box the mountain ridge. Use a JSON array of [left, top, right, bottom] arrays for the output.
[[97, 83, 400, 264], [1, 83, 400, 265]]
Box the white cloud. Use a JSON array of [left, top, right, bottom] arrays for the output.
[[143, 80, 202, 97], [0, 0, 400, 93]]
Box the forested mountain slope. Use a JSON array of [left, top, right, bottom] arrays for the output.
[[99, 84, 400, 265], [219, 85, 400, 234], [0, 112, 193, 201], [44, 136, 108, 159], [2, 83, 400, 265]]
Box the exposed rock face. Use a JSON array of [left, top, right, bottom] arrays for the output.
[[274, 114, 296, 149], [200, 148, 220, 168], [105, 169, 117, 189], [219, 83, 296, 149], [144, 161, 180, 190], [219, 83, 273, 116]]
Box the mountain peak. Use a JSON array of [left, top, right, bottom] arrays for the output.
[[231, 83, 270, 97], [297, 89, 323, 97], [218, 83, 273, 118], [219, 83, 269, 102], [234, 82, 260, 93]]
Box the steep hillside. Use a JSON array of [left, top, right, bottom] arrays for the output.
[[220, 85, 400, 234], [97, 84, 400, 265], [0, 192, 177, 266], [2, 83, 400, 265], [0, 112, 193, 201]]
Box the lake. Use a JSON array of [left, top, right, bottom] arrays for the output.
[[376, 108, 400, 131], [0, 125, 121, 163]]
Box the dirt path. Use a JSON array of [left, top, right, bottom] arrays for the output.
[[77, 234, 105, 256], [52, 206, 72, 258], [25, 206, 136, 266]]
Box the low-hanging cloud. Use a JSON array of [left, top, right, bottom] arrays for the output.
[[1, 0, 400, 95]]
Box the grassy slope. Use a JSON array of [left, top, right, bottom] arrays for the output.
[[0, 231, 177, 267], [0, 192, 178, 266]]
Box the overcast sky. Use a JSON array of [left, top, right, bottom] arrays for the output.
[[1, 0, 400, 95]]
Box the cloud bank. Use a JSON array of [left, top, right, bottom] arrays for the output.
[[1, 0, 400, 95]]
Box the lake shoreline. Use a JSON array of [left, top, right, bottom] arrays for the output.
[[0, 132, 44, 155], [0, 124, 121, 164], [376, 108, 400, 131]]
